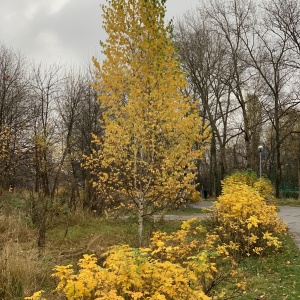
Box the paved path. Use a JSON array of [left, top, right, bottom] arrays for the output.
[[163, 201, 300, 249], [278, 206, 300, 248]]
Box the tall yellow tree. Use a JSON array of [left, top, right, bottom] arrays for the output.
[[85, 0, 209, 244]]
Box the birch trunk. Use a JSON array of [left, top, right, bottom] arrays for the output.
[[138, 197, 144, 247], [298, 154, 300, 200]]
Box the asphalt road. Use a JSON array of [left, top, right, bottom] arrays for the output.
[[278, 206, 300, 248]]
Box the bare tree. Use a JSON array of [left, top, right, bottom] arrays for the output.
[[56, 65, 104, 212], [175, 15, 234, 195], [77, 67, 104, 212], [29, 62, 62, 248], [240, 0, 296, 197], [55, 68, 93, 211], [246, 93, 263, 173], [267, 0, 300, 63], [204, 0, 260, 170], [175, 0, 265, 195], [175, 0, 300, 198], [0, 44, 30, 190], [29, 63, 62, 196]]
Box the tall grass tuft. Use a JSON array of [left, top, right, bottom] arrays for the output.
[[0, 213, 51, 299]]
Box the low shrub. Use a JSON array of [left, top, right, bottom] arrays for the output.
[[222, 170, 274, 201], [25, 219, 246, 300], [208, 172, 286, 261]]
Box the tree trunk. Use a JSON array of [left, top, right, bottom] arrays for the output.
[[298, 153, 300, 200], [219, 144, 227, 195], [275, 93, 281, 199], [38, 215, 46, 249], [138, 198, 144, 247], [209, 133, 217, 197]]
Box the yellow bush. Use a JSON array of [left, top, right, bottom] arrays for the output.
[[27, 242, 212, 299], [222, 170, 274, 200], [209, 175, 286, 261], [222, 170, 257, 188], [148, 218, 206, 263], [25, 219, 246, 300], [253, 177, 274, 201]]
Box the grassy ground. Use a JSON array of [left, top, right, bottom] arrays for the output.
[[40, 216, 300, 299], [276, 197, 300, 207], [236, 234, 300, 299], [164, 207, 207, 215], [1, 191, 300, 299], [46, 215, 183, 256]]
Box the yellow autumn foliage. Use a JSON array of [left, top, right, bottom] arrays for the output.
[[25, 219, 246, 300], [222, 170, 274, 200], [0, 125, 12, 160], [253, 177, 274, 201], [209, 172, 286, 260], [84, 0, 210, 245], [0, 125, 15, 179]]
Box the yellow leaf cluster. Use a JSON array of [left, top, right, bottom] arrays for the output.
[[149, 218, 205, 263], [222, 170, 274, 201], [209, 171, 286, 260], [27, 222, 212, 299], [0, 125, 14, 162], [253, 177, 274, 201], [24, 290, 46, 300], [26, 219, 247, 300]]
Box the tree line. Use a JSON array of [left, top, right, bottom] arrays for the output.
[[0, 0, 299, 215], [175, 0, 300, 198], [0, 43, 105, 214]]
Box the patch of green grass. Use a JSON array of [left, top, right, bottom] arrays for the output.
[[165, 207, 208, 215], [234, 234, 300, 299], [276, 197, 300, 207], [0, 190, 27, 213], [47, 215, 182, 252]]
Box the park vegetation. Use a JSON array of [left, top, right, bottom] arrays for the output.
[[24, 171, 287, 299], [0, 0, 299, 222], [84, 0, 209, 245], [0, 0, 299, 298]]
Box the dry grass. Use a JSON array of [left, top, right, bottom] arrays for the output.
[[0, 213, 53, 299], [0, 243, 53, 299], [0, 213, 33, 243]]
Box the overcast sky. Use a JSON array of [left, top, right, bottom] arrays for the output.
[[0, 0, 199, 67]]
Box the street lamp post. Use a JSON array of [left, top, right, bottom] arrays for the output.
[[258, 145, 263, 178]]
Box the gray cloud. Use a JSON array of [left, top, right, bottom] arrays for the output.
[[0, 0, 197, 67], [0, 0, 103, 66]]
